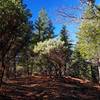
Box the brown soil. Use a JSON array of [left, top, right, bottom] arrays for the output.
[[0, 75, 100, 100]]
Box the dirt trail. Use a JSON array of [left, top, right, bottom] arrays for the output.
[[0, 76, 100, 100]]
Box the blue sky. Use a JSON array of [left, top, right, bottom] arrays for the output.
[[23, 0, 100, 43]]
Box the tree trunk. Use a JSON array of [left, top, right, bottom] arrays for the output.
[[97, 59, 100, 83], [0, 60, 6, 87], [13, 57, 16, 78], [30, 65, 33, 76], [63, 64, 66, 76], [5, 64, 10, 80], [98, 66, 100, 83]]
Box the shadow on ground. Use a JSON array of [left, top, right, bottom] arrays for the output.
[[0, 76, 100, 100]]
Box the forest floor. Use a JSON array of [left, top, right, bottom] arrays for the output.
[[0, 75, 100, 100]]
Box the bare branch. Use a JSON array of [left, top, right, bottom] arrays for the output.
[[57, 0, 99, 24]]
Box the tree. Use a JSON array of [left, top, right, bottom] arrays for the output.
[[33, 8, 55, 44], [17, 47, 34, 77], [77, 5, 100, 83], [46, 20, 55, 39], [71, 48, 91, 79], [60, 25, 72, 75], [33, 39, 66, 78], [0, 0, 33, 85]]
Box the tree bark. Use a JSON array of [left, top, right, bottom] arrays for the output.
[[13, 57, 16, 78], [0, 60, 6, 87], [97, 59, 100, 83], [98, 66, 100, 83]]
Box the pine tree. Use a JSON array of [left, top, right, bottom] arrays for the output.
[[33, 8, 48, 42], [71, 48, 89, 78], [46, 20, 55, 39], [60, 25, 72, 61], [77, 5, 100, 83], [33, 8, 55, 44], [60, 25, 72, 75]]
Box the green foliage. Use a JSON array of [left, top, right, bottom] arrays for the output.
[[71, 48, 91, 79], [60, 25, 73, 75], [76, 5, 100, 82], [0, 0, 33, 60], [46, 20, 55, 39], [60, 25, 69, 45], [60, 25, 72, 59], [33, 39, 66, 76], [34, 8, 49, 42], [32, 8, 55, 45], [0, 0, 33, 81], [33, 39, 64, 55], [77, 6, 100, 60]]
